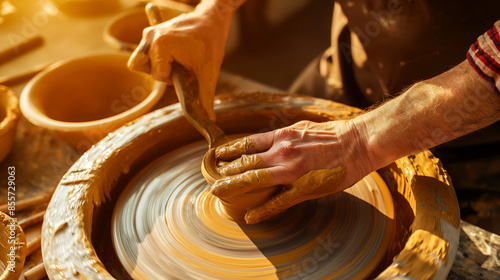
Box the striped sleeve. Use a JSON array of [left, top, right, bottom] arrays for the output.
[[467, 20, 500, 95]]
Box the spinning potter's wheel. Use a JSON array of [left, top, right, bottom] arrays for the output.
[[42, 93, 460, 280], [112, 141, 394, 279]]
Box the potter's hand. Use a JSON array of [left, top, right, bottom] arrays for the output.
[[128, 1, 243, 121], [211, 120, 374, 224]]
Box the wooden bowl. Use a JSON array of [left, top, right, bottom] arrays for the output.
[[20, 51, 165, 150], [42, 93, 460, 279], [0, 86, 21, 163], [0, 211, 26, 280]]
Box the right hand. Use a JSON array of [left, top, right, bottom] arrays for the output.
[[211, 120, 375, 224], [128, 2, 235, 121]]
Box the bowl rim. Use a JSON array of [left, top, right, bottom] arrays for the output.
[[20, 51, 165, 131], [103, 6, 147, 51]]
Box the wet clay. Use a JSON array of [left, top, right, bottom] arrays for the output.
[[215, 137, 262, 160], [244, 167, 347, 225], [218, 154, 264, 175], [41, 93, 460, 279], [203, 146, 280, 220], [0, 211, 27, 280], [376, 151, 460, 279], [112, 140, 394, 279]]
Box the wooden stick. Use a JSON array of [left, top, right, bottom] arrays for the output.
[[26, 235, 42, 257], [0, 192, 53, 213], [23, 262, 47, 280], [0, 63, 50, 86], [0, 35, 44, 63], [19, 211, 45, 229]]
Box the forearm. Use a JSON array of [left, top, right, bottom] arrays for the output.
[[354, 60, 500, 170]]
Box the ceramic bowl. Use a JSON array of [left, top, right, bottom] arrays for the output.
[[20, 51, 165, 150], [104, 5, 190, 52], [0, 86, 21, 163], [50, 0, 120, 17], [0, 211, 26, 280]]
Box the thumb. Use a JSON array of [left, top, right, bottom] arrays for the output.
[[245, 187, 301, 224], [195, 64, 218, 122], [128, 41, 152, 74]]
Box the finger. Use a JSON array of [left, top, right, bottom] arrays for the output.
[[291, 167, 346, 192], [210, 168, 273, 199], [245, 187, 302, 224], [217, 160, 230, 168], [215, 134, 271, 161], [128, 40, 152, 74], [219, 154, 263, 176], [195, 64, 218, 122], [150, 41, 173, 83]]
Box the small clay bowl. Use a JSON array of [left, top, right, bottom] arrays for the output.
[[0, 86, 21, 163], [50, 0, 120, 17], [104, 5, 191, 52], [20, 51, 165, 150], [202, 147, 280, 220], [0, 211, 26, 280]]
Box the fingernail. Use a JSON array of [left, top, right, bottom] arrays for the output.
[[210, 184, 219, 196], [245, 212, 258, 225], [210, 182, 223, 197], [215, 147, 224, 158]]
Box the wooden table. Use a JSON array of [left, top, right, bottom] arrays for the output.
[[0, 1, 499, 279]]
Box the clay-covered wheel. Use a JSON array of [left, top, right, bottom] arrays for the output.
[[42, 93, 460, 279]]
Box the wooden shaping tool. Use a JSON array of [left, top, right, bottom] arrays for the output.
[[22, 262, 47, 280], [144, 3, 228, 149], [0, 63, 50, 86], [0, 35, 44, 64]]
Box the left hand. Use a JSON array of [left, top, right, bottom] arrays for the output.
[[211, 120, 374, 224], [127, 2, 235, 121]]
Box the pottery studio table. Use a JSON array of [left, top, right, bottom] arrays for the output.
[[0, 1, 499, 279]]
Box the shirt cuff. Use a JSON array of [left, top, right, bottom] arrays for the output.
[[467, 20, 500, 95]]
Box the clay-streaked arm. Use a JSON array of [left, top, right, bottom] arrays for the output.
[[211, 60, 500, 224], [128, 0, 246, 121], [355, 60, 500, 172]]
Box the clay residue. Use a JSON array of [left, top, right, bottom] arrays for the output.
[[215, 136, 261, 160], [211, 165, 278, 220], [379, 229, 449, 279], [292, 167, 346, 197], [376, 150, 461, 279], [219, 154, 263, 176], [245, 167, 346, 225], [211, 168, 274, 198]]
